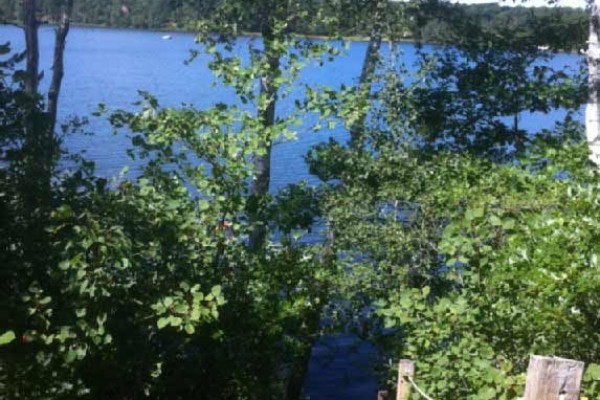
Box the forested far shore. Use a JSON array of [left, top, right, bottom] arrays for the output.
[[0, 0, 589, 50]]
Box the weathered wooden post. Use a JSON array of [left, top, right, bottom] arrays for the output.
[[523, 355, 584, 400], [396, 359, 415, 400]]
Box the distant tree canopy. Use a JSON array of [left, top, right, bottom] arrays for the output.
[[415, 2, 588, 50], [0, 0, 589, 49]]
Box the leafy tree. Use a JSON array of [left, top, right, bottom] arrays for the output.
[[0, 53, 333, 399], [2, 1, 339, 398], [188, 1, 350, 396], [305, 5, 594, 398], [311, 84, 598, 398], [406, 46, 584, 161]]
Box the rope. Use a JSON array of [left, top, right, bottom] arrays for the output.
[[407, 376, 436, 400]]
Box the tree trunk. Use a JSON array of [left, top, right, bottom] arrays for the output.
[[349, 0, 386, 149], [20, 0, 56, 298], [248, 30, 280, 252], [24, 0, 39, 95], [587, 0, 600, 166], [48, 0, 74, 133]]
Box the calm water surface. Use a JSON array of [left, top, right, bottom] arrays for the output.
[[1, 25, 584, 191], [3, 25, 411, 191], [0, 24, 585, 399]]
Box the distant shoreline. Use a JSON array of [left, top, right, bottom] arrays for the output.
[[0, 21, 582, 53], [0, 20, 416, 44]]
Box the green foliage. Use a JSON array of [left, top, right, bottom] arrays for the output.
[[415, 2, 588, 50], [316, 128, 600, 397], [404, 47, 585, 161], [305, 23, 598, 397], [583, 363, 600, 396], [369, 146, 600, 398], [1, 4, 340, 389], [2, 1, 599, 399]]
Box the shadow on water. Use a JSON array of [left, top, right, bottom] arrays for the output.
[[304, 335, 379, 400]]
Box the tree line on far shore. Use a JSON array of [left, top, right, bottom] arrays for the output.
[[0, 0, 589, 50]]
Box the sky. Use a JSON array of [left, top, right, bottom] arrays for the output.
[[391, 0, 588, 8], [454, 0, 586, 8]]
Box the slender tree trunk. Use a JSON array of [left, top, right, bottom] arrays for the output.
[[349, 0, 386, 149], [24, 0, 39, 95], [248, 29, 280, 252], [587, 0, 600, 166], [21, 0, 74, 260], [48, 0, 74, 133], [21, 0, 54, 292]]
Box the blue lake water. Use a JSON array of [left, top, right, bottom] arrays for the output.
[[1, 25, 585, 191], [0, 24, 586, 399]]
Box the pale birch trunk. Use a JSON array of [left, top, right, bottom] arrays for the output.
[[587, 0, 600, 166], [248, 17, 280, 252]]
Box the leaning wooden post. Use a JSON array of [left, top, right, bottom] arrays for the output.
[[396, 359, 415, 400], [523, 355, 584, 400]]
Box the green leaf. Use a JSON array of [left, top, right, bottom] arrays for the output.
[[157, 318, 169, 329], [474, 207, 484, 218], [490, 215, 502, 226], [184, 323, 195, 335], [59, 260, 71, 270], [211, 285, 222, 297], [466, 209, 475, 221], [584, 363, 600, 382], [0, 331, 16, 345], [65, 350, 77, 363], [502, 218, 515, 230]]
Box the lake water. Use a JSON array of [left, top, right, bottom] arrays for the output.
[[1, 25, 584, 190], [0, 24, 585, 399]]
